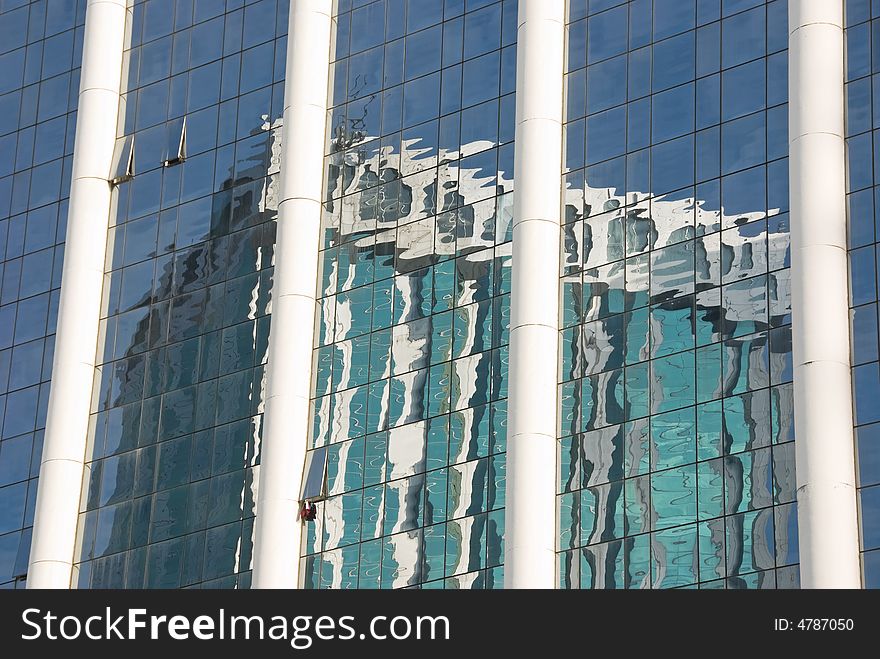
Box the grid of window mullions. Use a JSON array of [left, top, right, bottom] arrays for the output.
[[0, 0, 84, 589], [843, 0, 880, 589], [556, 0, 797, 590], [72, 0, 287, 590], [302, 0, 517, 589]]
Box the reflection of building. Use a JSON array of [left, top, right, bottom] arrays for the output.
[[556, 180, 794, 588], [306, 131, 512, 589], [73, 115, 283, 588], [5, 1, 874, 590]]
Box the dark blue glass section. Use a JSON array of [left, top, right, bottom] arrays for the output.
[[0, 0, 83, 589], [71, 0, 287, 590], [848, 7, 880, 582]]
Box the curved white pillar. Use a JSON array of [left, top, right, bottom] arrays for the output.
[[789, 0, 861, 588], [27, 0, 129, 589], [504, 0, 565, 589], [252, 0, 333, 589]]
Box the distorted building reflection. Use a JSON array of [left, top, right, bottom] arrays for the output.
[[303, 106, 513, 588], [557, 166, 795, 589], [12, 0, 876, 591]]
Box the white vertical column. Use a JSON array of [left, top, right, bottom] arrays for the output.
[[27, 0, 129, 589], [789, 0, 862, 588], [252, 0, 333, 589], [504, 0, 565, 589]]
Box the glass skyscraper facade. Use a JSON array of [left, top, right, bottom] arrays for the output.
[[557, 0, 798, 589], [73, 0, 289, 589], [300, 0, 516, 589], [0, 0, 83, 589], [844, 0, 880, 589], [1, 0, 877, 590]]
